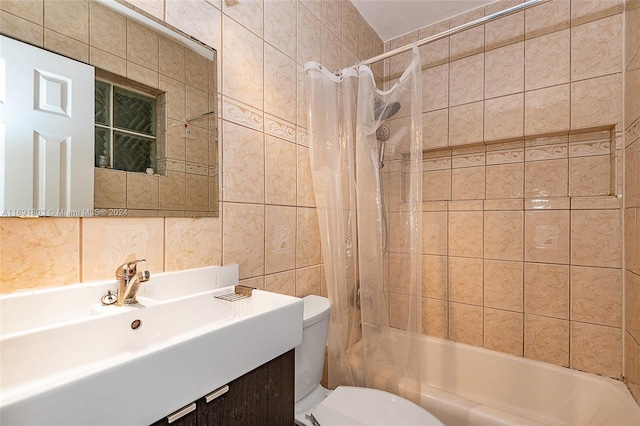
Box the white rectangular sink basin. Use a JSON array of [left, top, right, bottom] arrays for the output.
[[0, 265, 303, 425], [1, 293, 234, 399], [0, 264, 238, 336]]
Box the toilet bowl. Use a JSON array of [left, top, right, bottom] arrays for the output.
[[294, 295, 443, 426]]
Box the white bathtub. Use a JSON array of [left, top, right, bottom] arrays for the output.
[[349, 332, 640, 425]]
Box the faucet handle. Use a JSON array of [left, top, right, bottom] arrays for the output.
[[126, 259, 146, 268], [117, 259, 146, 277]]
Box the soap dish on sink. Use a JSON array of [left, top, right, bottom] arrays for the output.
[[215, 285, 255, 302]]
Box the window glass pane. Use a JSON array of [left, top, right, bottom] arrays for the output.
[[95, 80, 110, 126], [95, 126, 110, 167], [113, 87, 156, 136], [113, 131, 156, 173]]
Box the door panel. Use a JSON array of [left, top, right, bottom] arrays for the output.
[[34, 69, 72, 117], [0, 35, 94, 215]]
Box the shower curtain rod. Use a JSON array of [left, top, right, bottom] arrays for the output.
[[355, 0, 549, 67]]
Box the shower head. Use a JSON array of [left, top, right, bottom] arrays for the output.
[[376, 124, 390, 141], [374, 98, 401, 121]]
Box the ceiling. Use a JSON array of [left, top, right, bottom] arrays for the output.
[[351, 0, 496, 41]]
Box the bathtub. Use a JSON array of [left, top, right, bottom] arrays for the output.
[[349, 332, 640, 425]]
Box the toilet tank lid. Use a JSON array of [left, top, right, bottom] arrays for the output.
[[302, 295, 330, 327]]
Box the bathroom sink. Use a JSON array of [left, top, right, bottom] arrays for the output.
[[0, 265, 303, 425], [0, 264, 237, 336], [0, 293, 234, 399]]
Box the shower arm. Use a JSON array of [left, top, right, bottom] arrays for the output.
[[352, 0, 549, 68]]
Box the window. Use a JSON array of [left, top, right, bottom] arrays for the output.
[[94, 80, 157, 173]]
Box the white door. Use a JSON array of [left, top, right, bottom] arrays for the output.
[[0, 35, 94, 216]]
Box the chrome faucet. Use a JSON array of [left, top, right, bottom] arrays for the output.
[[115, 259, 150, 305]]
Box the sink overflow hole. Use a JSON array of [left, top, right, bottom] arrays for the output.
[[131, 319, 142, 330]]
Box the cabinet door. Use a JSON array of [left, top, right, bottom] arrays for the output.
[[197, 349, 295, 426]]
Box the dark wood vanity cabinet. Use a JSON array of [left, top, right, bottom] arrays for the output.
[[151, 349, 294, 426]]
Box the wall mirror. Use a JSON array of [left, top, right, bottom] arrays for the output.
[[0, 0, 219, 218]]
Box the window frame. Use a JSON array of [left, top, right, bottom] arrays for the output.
[[94, 78, 159, 173]]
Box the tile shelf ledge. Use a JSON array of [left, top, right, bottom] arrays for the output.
[[422, 124, 618, 155], [420, 196, 622, 212]]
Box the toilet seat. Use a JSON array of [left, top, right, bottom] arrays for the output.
[[301, 386, 443, 426]]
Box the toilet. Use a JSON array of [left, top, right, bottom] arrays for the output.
[[294, 295, 443, 426]]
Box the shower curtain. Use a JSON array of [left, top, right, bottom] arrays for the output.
[[305, 47, 423, 403]]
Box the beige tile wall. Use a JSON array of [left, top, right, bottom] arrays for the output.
[[0, 1, 383, 297], [625, 0, 640, 404], [384, 0, 626, 379]]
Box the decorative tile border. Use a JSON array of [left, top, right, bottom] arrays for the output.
[[222, 96, 263, 132], [297, 127, 309, 146], [419, 126, 623, 155], [452, 152, 485, 168], [265, 114, 297, 143], [525, 135, 568, 147], [627, 116, 640, 144], [568, 140, 610, 157], [423, 156, 451, 171], [525, 143, 568, 161], [486, 148, 524, 165], [158, 158, 186, 173], [186, 162, 208, 176]]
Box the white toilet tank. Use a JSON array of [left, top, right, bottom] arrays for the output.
[[295, 295, 331, 403]]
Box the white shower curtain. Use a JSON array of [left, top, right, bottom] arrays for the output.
[[305, 47, 423, 403]]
